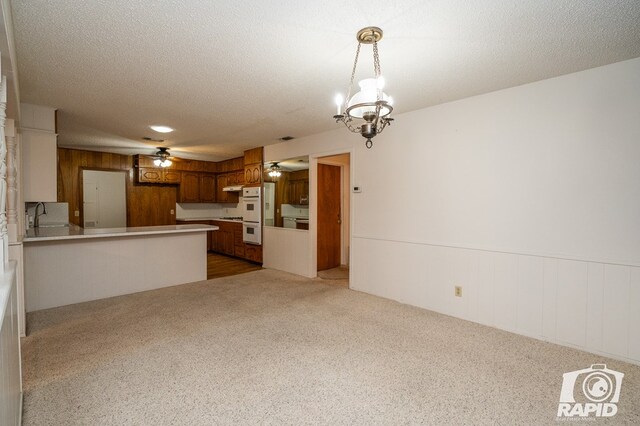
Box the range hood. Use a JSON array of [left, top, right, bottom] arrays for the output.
[[222, 185, 243, 192]]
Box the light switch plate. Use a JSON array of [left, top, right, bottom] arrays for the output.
[[353, 186, 362, 193]]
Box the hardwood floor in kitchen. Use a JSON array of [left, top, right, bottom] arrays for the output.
[[207, 252, 262, 279]]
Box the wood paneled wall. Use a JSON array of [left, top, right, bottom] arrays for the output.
[[57, 148, 177, 227]]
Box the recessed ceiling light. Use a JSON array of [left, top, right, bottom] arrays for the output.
[[149, 125, 174, 133]]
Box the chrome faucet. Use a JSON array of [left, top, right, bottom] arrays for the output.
[[34, 202, 47, 227]]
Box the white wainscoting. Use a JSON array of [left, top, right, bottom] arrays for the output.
[[0, 261, 22, 426], [352, 237, 640, 365], [263, 227, 312, 277]]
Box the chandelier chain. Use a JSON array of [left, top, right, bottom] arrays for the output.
[[345, 42, 362, 111], [373, 40, 382, 101]]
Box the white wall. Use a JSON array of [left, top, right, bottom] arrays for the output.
[[0, 262, 21, 426], [265, 131, 354, 277], [176, 202, 242, 219], [265, 57, 640, 364]]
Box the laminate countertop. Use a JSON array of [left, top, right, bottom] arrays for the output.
[[24, 224, 218, 243], [176, 217, 243, 223]]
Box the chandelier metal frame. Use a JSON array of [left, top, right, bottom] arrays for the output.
[[333, 26, 394, 149]]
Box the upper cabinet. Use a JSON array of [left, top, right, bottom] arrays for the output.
[[131, 148, 264, 203], [199, 174, 216, 202], [244, 147, 263, 186], [177, 171, 217, 203], [284, 169, 309, 205], [216, 173, 239, 203], [21, 104, 58, 202], [178, 172, 200, 203]]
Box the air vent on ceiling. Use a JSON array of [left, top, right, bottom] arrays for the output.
[[142, 136, 165, 142]]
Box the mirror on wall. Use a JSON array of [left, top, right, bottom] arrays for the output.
[[263, 156, 309, 229]]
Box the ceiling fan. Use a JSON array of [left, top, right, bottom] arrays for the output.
[[153, 147, 172, 167]]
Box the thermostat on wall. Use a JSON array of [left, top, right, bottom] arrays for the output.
[[352, 186, 362, 193]]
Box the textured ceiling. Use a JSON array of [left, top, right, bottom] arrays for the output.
[[11, 0, 640, 161]]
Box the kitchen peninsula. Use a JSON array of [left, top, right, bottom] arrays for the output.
[[23, 223, 216, 314]]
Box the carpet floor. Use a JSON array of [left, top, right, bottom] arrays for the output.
[[21, 269, 640, 425]]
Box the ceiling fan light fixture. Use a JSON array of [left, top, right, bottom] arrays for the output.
[[153, 147, 172, 167], [268, 162, 282, 178], [333, 26, 394, 149]]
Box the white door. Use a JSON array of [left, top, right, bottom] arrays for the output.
[[83, 170, 126, 228]]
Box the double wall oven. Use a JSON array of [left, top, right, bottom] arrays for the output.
[[242, 186, 262, 245]]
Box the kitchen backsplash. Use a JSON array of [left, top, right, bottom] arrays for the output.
[[176, 200, 243, 219], [281, 204, 309, 219], [25, 202, 70, 228]]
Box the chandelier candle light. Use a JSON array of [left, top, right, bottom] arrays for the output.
[[333, 26, 394, 149]]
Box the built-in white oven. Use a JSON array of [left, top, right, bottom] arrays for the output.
[[242, 186, 262, 245], [243, 222, 262, 245], [242, 187, 261, 223]]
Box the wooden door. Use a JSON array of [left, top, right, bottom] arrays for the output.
[[317, 164, 341, 271]]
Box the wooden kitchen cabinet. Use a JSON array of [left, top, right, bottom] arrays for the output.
[[244, 244, 263, 263], [243, 146, 263, 186], [210, 221, 233, 255], [178, 172, 216, 203], [235, 170, 245, 185], [244, 164, 262, 185], [199, 173, 216, 202], [284, 169, 309, 205], [163, 170, 182, 184], [178, 172, 200, 202], [216, 173, 240, 203], [233, 222, 245, 258], [137, 167, 182, 184], [209, 220, 261, 263]]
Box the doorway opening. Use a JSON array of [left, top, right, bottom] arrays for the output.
[[316, 153, 351, 284]]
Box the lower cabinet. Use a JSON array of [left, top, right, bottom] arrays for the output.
[[244, 245, 263, 263], [209, 220, 262, 263]]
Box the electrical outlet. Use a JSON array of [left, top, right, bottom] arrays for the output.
[[170, 209, 175, 215], [74, 210, 80, 217], [455, 286, 462, 297]]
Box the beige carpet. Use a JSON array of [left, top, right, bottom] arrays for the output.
[[22, 269, 640, 425]]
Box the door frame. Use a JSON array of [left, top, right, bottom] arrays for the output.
[[310, 149, 353, 281]]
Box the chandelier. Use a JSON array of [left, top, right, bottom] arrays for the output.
[[333, 26, 394, 149], [268, 162, 282, 178], [153, 147, 172, 167]]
